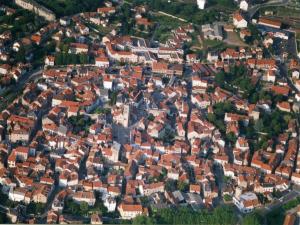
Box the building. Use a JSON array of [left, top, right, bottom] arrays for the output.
[[45, 56, 55, 66], [14, 0, 55, 21], [233, 12, 248, 28], [258, 18, 282, 29], [103, 196, 117, 212], [240, 0, 249, 11], [197, 0, 206, 9], [73, 191, 96, 206], [118, 203, 147, 219], [69, 43, 89, 54], [202, 23, 223, 41], [233, 192, 259, 213], [95, 57, 110, 68], [139, 182, 164, 196]]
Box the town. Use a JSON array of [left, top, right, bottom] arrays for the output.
[[0, 0, 300, 224]]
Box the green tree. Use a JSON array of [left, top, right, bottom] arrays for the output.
[[177, 181, 189, 192], [133, 215, 156, 225], [242, 212, 262, 225], [80, 202, 89, 215]]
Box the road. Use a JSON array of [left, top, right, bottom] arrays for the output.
[[0, 67, 42, 110], [248, 0, 290, 18], [262, 190, 300, 214]]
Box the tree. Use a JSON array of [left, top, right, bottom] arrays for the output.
[[242, 212, 262, 225], [215, 71, 225, 87], [165, 179, 177, 192], [148, 114, 155, 121], [133, 215, 156, 225], [79, 202, 89, 215], [177, 180, 189, 192], [223, 194, 232, 202], [26, 202, 45, 215], [15, 46, 26, 63], [0, 212, 9, 224], [226, 132, 237, 145]]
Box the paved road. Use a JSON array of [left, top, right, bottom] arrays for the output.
[[261, 190, 300, 214], [0, 68, 42, 110], [248, 0, 290, 18]]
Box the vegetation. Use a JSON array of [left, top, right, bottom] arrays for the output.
[[132, 0, 220, 25], [151, 15, 184, 43], [0, 189, 17, 208], [0, 8, 46, 40], [26, 202, 45, 215], [55, 53, 91, 65], [242, 212, 263, 225], [207, 101, 236, 133], [215, 65, 255, 99], [266, 197, 300, 225], [0, 212, 9, 224], [223, 194, 233, 202], [35, 0, 104, 17], [63, 199, 89, 216], [133, 205, 238, 225], [109, 91, 118, 106], [254, 109, 290, 138], [93, 107, 111, 115], [68, 115, 94, 135]]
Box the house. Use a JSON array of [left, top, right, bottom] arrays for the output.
[[47, 210, 58, 224], [103, 75, 114, 90], [73, 191, 96, 206], [118, 203, 147, 219], [240, 0, 249, 11], [186, 54, 199, 64], [106, 42, 138, 63], [0, 64, 11, 75], [197, 0, 206, 9], [152, 62, 168, 74], [291, 173, 300, 185], [258, 18, 282, 29], [136, 18, 152, 29], [190, 184, 201, 194], [31, 34, 42, 45], [233, 12, 247, 28], [45, 56, 55, 66], [91, 214, 103, 225], [69, 43, 89, 54], [233, 192, 259, 213], [95, 57, 110, 68], [8, 115, 35, 143], [103, 196, 117, 212], [277, 102, 291, 112], [202, 23, 223, 41], [59, 17, 70, 26], [283, 213, 296, 225], [139, 182, 164, 196], [97, 7, 116, 15], [207, 52, 219, 62], [8, 187, 27, 202], [14, 0, 56, 21]]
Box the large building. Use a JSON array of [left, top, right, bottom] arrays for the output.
[[197, 0, 206, 9], [14, 0, 56, 21]]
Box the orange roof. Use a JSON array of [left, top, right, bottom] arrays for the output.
[[271, 85, 290, 96], [119, 203, 143, 212], [259, 18, 282, 28]]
